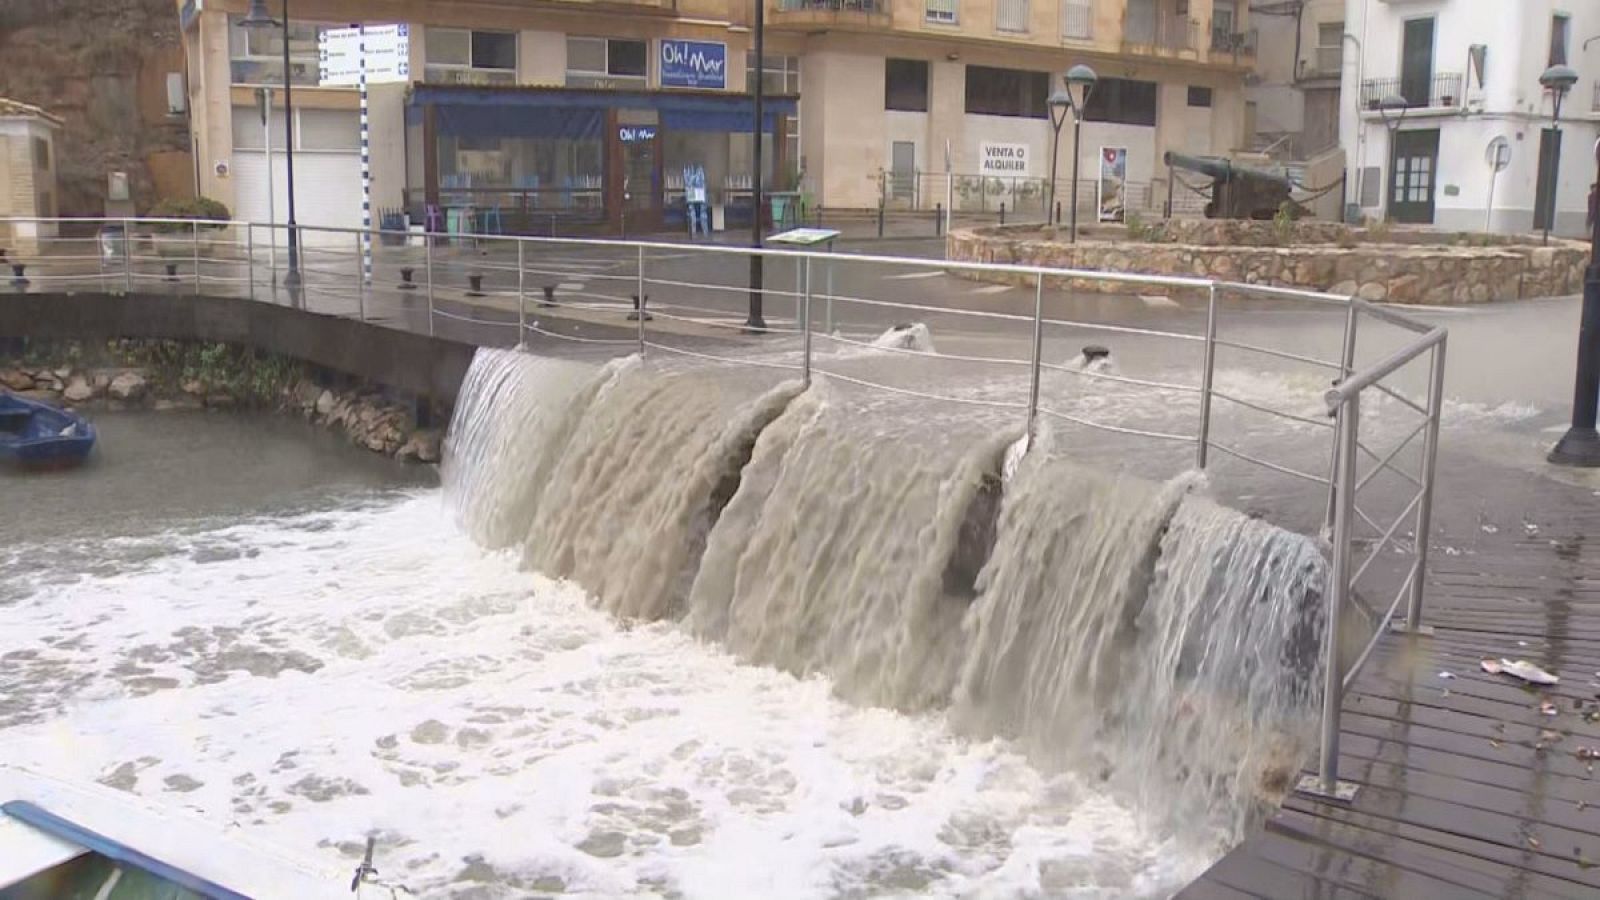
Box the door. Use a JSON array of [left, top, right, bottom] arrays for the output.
[[1388, 128, 1438, 224], [1534, 127, 1562, 232], [1400, 18, 1435, 106], [233, 150, 362, 248], [890, 141, 916, 206], [617, 124, 662, 234]]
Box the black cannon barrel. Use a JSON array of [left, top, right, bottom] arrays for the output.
[[1163, 151, 1292, 188]]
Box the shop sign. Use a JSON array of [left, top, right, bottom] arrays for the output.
[[978, 142, 1029, 176], [660, 40, 727, 90], [620, 126, 658, 143]]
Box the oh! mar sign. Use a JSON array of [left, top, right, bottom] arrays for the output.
[[978, 142, 1030, 176], [660, 40, 727, 89]]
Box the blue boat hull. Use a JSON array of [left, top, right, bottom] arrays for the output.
[[0, 392, 96, 468]]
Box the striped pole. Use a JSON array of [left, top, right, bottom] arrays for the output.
[[358, 22, 372, 283]]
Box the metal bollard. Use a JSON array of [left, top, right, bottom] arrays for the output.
[[877, 201, 885, 238], [541, 285, 557, 307], [628, 293, 652, 321], [935, 203, 943, 236], [1000, 202, 1007, 225], [164, 262, 180, 283], [9, 263, 27, 287], [466, 274, 485, 297], [398, 267, 417, 289]]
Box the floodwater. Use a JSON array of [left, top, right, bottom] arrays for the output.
[[1, 409, 1209, 897]]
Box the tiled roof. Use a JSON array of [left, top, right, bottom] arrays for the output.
[[0, 98, 63, 127]]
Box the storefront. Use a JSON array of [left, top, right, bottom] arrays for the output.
[[405, 85, 798, 236]]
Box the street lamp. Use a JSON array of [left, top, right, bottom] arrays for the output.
[[1538, 64, 1578, 246], [1047, 89, 1071, 226], [1376, 94, 1408, 223], [240, 0, 301, 290], [1548, 137, 1600, 467], [1062, 64, 1097, 244], [745, 0, 767, 331]]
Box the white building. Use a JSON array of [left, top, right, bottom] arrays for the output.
[[1340, 0, 1600, 235]]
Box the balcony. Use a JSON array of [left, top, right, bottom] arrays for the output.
[[1210, 27, 1255, 59], [1123, 13, 1196, 55], [422, 67, 518, 87], [1359, 73, 1464, 111], [770, 0, 889, 28], [1061, 1, 1092, 40]]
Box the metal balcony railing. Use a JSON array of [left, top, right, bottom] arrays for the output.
[[1061, 1, 1093, 39], [1124, 14, 1196, 52], [1360, 72, 1464, 110], [1592, 80, 1600, 113], [1210, 27, 1255, 56], [775, 0, 886, 13], [996, 0, 1029, 32]]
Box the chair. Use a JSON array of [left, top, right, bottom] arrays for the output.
[[425, 204, 444, 237], [482, 203, 503, 235]]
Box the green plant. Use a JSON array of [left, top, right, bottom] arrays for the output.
[[1124, 212, 1167, 243], [147, 196, 231, 232], [1271, 202, 1296, 246], [1366, 218, 1393, 242]]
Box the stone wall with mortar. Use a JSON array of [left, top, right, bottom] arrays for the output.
[[948, 223, 1587, 304]]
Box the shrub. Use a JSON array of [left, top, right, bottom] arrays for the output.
[[147, 196, 232, 232]]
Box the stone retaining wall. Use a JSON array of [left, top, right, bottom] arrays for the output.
[[948, 223, 1586, 304]]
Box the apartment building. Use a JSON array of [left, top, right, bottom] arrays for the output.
[[1246, 0, 1344, 159], [1340, 0, 1600, 235], [180, 0, 1258, 236]]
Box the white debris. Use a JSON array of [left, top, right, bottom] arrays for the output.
[[1482, 658, 1559, 685], [871, 323, 936, 353]]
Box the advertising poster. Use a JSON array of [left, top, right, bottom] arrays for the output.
[[1098, 146, 1128, 223]]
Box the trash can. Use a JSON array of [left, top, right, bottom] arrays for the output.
[[98, 225, 126, 264]]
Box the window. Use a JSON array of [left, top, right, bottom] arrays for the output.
[[885, 59, 929, 112], [32, 137, 48, 171], [1550, 14, 1570, 66], [996, 0, 1029, 33], [1315, 21, 1343, 74], [926, 0, 958, 24], [964, 65, 1048, 118], [230, 107, 353, 151], [745, 53, 800, 95], [228, 16, 320, 85], [426, 28, 517, 85], [1186, 86, 1212, 108], [567, 37, 648, 88], [1083, 77, 1157, 126]]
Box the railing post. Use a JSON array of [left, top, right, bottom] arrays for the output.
[[122, 218, 133, 295], [354, 231, 365, 322], [801, 255, 813, 386], [425, 232, 435, 337], [636, 244, 646, 357], [246, 225, 255, 302], [516, 240, 527, 349], [191, 221, 201, 294], [1398, 338, 1447, 635], [1196, 282, 1219, 468], [1324, 300, 1360, 533], [1026, 271, 1045, 445], [1298, 391, 1360, 804]]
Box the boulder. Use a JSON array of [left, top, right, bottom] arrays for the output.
[[315, 390, 336, 418], [1356, 282, 1388, 301], [205, 393, 236, 409], [62, 376, 94, 403], [1329, 280, 1358, 297], [0, 369, 33, 391], [107, 371, 148, 401], [181, 379, 207, 396], [293, 381, 321, 411], [397, 430, 442, 463]]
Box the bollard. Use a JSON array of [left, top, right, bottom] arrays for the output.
[[541, 285, 557, 307], [1082, 345, 1110, 362], [935, 203, 943, 236], [627, 293, 653, 322], [0, 248, 8, 261], [877, 201, 885, 238], [398, 267, 417, 290], [1000, 203, 1007, 225], [9, 263, 26, 287], [465, 274, 485, 297], [163, 262, 180, 282]]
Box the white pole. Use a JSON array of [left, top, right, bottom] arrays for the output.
[[1484, 166, 1498, 233], [264, 88, 276, 278], [359, 23, 372, 284]]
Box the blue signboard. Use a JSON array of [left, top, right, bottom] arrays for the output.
[[660, 40, 728, 90]]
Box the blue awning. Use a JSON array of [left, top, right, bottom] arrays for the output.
[[409, 85, 796, 136]]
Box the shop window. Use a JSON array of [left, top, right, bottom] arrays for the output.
[[567, 37, 649, 88], [886, 59, 929, 112], [1186, 86, 1212, 108], [745, 53, 800, 95], [1083, 76, 1157, 126], [964, 65, 1048, 118], [227, 15, 320, 85], [426, 28, 517, 85]]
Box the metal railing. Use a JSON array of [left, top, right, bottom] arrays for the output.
[[1123, 10, 1196, 53], [1592, 80, 1600, 114], [0, 216, 1445, 803], [996, 0, 1030, 33], [1061, 0, 1093, 39], [1360, 72, 1464, 110], [774, 0, 886, 12]]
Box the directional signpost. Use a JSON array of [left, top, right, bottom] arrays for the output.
[[319, 24, 410, 283]]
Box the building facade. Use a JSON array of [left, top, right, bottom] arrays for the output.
[[0, 98, 64, 253], [180, 0, 1258, 236], [1246, 0, 1343, 159], [1340, 0, 1600, 235]]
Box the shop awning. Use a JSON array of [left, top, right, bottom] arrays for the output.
[[408, 85, 797, 137]]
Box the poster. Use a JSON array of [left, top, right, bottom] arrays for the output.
[[1097, 146, 1128, 223], [978, 142, 1030, 176]]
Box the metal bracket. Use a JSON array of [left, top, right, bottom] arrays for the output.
[[1295, 774, 1359, 803]]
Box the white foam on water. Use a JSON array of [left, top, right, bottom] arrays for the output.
[[0, 493, 1208, 898]]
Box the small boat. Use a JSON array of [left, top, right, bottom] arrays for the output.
[[0, 391, 96, 467], [0, 767, 357, 897]]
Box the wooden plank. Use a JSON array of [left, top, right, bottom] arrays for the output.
[[1174, 876, 1262, 900], [1247, 823, 1500, 899], [1198, 841, 1379, 900]]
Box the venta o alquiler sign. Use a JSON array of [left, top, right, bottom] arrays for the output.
[[978, 142, 1030, 177]]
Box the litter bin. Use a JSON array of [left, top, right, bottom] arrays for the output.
[[98, 225, 125, 264]]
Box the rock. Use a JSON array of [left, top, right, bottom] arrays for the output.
[[315, 390, 336, 418], [63, 376, 94, 403], [1330, 280, 1358, 297], [16, 389, 59, 405], [1385, 275, 1422, 304], [91, 372, 111, 391], [154, 396, 203, 412], [205, 393, 236, 409], [293, 381, 321, 411], [396, 430, 442, 464], [52, 367, 71, 380], [107, 371, 148, 401], [1356, 282, 1387, 301], [0, 369, 33, 391], [181, 379, 206, 396]]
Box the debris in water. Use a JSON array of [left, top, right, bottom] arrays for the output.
[[1481, 523, 1499, 534], [1542, 730, 1564, 743], [1577, 748, 1600, 762], [1528, 836, 1542, 850], [871, 322, 936, 353], [1438, 671, 1455, 680], [1541, 701, 1560, 717], [1444, 546, 1462, 556], [1481, 658, 1559, 685], [1525, 522, 1540, 535]]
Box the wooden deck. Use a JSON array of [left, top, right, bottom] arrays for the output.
[[1182, 451, 1600, 899]]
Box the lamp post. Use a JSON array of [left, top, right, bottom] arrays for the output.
[[1547, 132, 1600, 465], [745, 0, 767, 331], [1062, 64, 1097, 244], [1376, 94, 1408, 223], [1538, 64, 1578, 246], [1047, 89, 1071, 226], [240, 0, 301, 290]]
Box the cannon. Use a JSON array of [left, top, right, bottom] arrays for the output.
[[1164, 151, 1299, 221]]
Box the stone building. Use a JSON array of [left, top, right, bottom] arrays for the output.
[[0, 99, 63, 253]]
